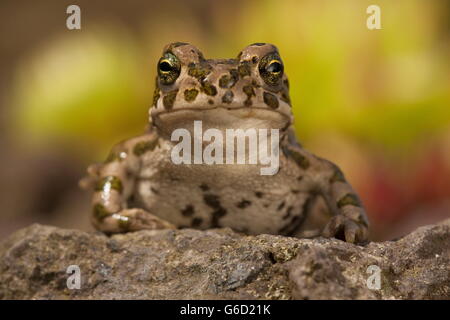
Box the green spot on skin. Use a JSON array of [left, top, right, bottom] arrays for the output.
[[93, 203, 112, 220], [184, 88, 199, 102], [337, 194, 362, 208], [222, 90, 234, 104], [238, 61, 251, 78], [133, 139, 158, 156], [330, 169, 346, 183], [289, 149, 310, 169], [117, 215, 131, 231], [95, 176, 123, 194], [163, 89, 178, 109], [243, 84, 255, 106], [201, 81, 217, 96], [219, 75, 232, 88], [263, 92, 279, 109], [105, 151, 119, 163], [243, 85, 255, 97], [188, 62, 212, 81], [152, 77, 160, 107], [219, 69, 239, 89]]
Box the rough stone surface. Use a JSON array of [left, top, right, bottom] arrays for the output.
[[0, 219, 449, 300]]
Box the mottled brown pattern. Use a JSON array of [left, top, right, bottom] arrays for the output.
[[133, 139, 158, 156], [221, 90, 234, 104], [263, 91, 279, 109], [184, 88, 199, 102], [163, 89, 178, 109]]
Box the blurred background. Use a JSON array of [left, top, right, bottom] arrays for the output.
[[0, 0, 449, 241]]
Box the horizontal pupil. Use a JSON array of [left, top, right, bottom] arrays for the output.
[[159, 61, 173, 72], [267, 62, 282, 73]]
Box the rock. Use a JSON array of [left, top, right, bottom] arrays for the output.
[[0, 219, 448, 299]]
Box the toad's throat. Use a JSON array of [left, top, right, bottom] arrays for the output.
[[168, 120, 281, 176]]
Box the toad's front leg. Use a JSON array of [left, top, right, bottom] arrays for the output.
[[318, 160, 369, 244], [285, 145, 369, 244], [86, 133, 176, 233]]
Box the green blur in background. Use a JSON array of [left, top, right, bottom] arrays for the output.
[[1, 0, 449, 240]]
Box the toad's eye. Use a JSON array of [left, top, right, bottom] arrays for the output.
[[259, 53, 284, 86], [158, 52, 181, 85], [267, 60, 283, 73]]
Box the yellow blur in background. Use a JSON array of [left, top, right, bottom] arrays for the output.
[[0, 0, 449, 240]]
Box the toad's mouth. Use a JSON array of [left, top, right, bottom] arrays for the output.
[[152, 107, 291, 138]]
